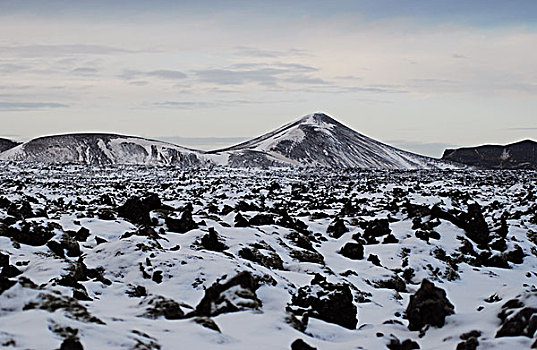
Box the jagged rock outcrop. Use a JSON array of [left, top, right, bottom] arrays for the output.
[[442, 139, 537, 169], [405, 279, 455, 331]]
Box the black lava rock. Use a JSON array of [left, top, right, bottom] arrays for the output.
[[6, 221, 57, 246], [291, 338, 317, 350], [118, 196, 151, 225], [387, 336, 420, 350], [60, 337, 84, 350], [166, 209, 198, 233], [496, 290, 537, 338], [327, 218, 348, 239], [289, 274, 357, 329], [195, 271, 261, 317], [0, 276, 16, 295], [0, 252, 9, 268], [405, 279, 455, 331], [199, 228, 228, 252], [249, 213, 275, 226], [339, 242, 364, 260], [234, 212, 250, 227]]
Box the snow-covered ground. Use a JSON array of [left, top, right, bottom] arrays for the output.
[[0, 163, 536, 349]]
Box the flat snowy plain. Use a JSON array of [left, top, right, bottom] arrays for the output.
[[0, 164, 536, 349]]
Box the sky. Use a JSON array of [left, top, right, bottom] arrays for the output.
[[1, 0, 536, 157]]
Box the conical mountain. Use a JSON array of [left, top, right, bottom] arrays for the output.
[[209, 113, 457, 169]]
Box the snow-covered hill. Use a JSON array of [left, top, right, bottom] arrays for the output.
[[0, 133, 205, 166], [0, 113, 461, 169], [208, 113, 459, 169]]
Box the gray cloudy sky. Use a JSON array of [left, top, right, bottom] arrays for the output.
[[1, 0, 536, 156]]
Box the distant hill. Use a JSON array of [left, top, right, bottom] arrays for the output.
[[0, 113, 461, 169], [442, 139, 537, 169], [0, 133, 204, 166], [207, 113, 458, 169], [0, 138, 21, 153]]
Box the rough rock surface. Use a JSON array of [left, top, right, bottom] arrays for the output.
[[289, 274, 357, 329], [405, 279, 455, 331]]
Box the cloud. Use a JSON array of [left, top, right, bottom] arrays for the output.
[[229, 62, 318, 72], [153, 99, 263, 109], [153, 101, 217, 109], [120, 69, 187, 80], [194, 68, 285, 86], [0, 44, 136, 57], [0, 63, 28, 73], [70, 67, 99, 76], [508, 127, 537, 130], [284, 75, 329, 85], [145, 70, 187, 79], [129, 81, 149, 86], [194, 62, 325, 87], [0, 102, 69, 111], [233, 46, 308, 58]]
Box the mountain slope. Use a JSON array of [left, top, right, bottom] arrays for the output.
[[0, 138, 21, 153], [442, 139, 537, 169], [209, 113, 458, 169], [0, 133, 205, 166]]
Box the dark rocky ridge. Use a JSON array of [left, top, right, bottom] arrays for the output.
[[0, 138, 21, 152], [442, 139, 537, 169]]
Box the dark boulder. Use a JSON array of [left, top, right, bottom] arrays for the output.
[[140, 295, 185, 320], [60, 337, 84, 350], [1, 265, 22, 278], [405, 279, 455, 331], [387, 336, 420, 350], [460, 203, 490, 245], [327, 218, 348, 239], [339, 242, 364, 260], [166, 209, 198, 233], [277, 213, 308, 233], [195, 271, 261, 317], [74, 227, 90, 242], [0, 252, 9, 268], [288, 274, 357, 329], [361, 218, 391, 237], [456, 330, 481, 350], [238, 243, 284, 270], [0, 276, 16, 295], [496, 289, 537, 339], [249, 213, 275, 226], [118, 196, 151, 225], [199, 228, 228, 252], [47, 240, 65, 257], [291, 338, 317, 350], [368, 254, 381, 266], [6, 220, 57, 246], [61, 234, 81, 257], [234, 213, 250, 227]]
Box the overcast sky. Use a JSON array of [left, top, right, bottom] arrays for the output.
[[1, 0, 536, 156]]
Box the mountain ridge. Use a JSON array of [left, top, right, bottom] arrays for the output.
[[0, 113, 460, 169], [442, 139, 537, 169], [0, 138, 21, 153]]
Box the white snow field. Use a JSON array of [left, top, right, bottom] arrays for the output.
[[0, 164, 536, 349]]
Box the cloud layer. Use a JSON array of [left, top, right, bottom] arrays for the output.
[[0, 1, 536, 156]]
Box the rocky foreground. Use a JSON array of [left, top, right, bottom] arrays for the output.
[[0, 164, 536, 349]]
